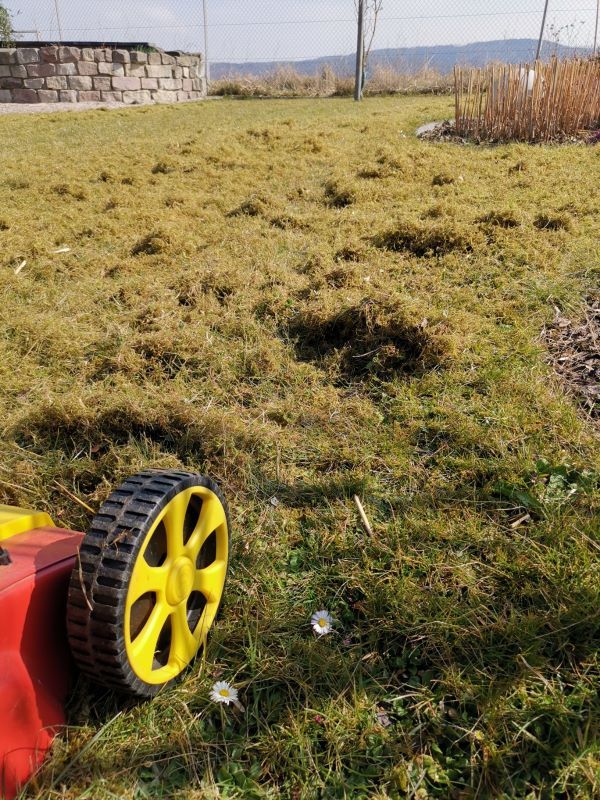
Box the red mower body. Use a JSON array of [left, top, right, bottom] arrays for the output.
[[0, 470, 230, 798], [0, 523, 83, 800]]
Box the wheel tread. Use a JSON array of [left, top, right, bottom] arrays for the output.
[[66, 469, 231, 698]]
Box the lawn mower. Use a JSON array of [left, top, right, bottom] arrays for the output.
[[0, 469, 231, 800]]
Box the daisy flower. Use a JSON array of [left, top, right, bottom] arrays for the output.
[[311, 610, 334, 636], [210, 681, 244, 710], [210, 680, 238, 705]]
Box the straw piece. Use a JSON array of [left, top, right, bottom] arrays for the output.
[[353, 495, 374, 537]]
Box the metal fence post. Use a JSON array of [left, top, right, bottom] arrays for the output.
[[53, 0, 63, 40], [203, 0, 210, 86], [535, 1, 550, 60], [354, 0, 365, 101]]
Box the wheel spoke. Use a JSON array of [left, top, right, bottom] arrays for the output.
[[162, 491, 189, 560], [186, 496, 227, 559], [129, 559, 168, 604], [170, 603, 198, 669], [130, 603, 170, 674], [194, 559, 227, 603]]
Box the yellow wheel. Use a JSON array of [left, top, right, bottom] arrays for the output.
[[67, 470, 230, 697]]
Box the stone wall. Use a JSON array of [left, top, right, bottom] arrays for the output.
[[0, 46, 206, 104]]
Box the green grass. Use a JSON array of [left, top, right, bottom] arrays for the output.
[[1, 95, 598, 799]]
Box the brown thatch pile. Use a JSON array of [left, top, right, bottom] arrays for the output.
[[545, 299, 600, 422]]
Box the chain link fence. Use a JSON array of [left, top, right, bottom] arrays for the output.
[[5, 1, 599, 86], [7, 1, 204, 51]]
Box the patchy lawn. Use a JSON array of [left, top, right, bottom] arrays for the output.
[[1, 95, 599, 799]]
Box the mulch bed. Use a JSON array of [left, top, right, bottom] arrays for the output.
[[417, 120, 600, 145], [544, 299, 599, 424], [417, 120, 467, 143]]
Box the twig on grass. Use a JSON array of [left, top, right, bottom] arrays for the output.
[[53, 480, 96, 515], [509, 513, 531, 529], [76, 552, 93, 612], [353, 494, 373, 537], [0, 476, 35, 494]]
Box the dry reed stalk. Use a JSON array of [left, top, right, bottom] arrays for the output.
[[353, 495, 374, 537], [454, 66, 461, 129], [455, 57, 600, 142]]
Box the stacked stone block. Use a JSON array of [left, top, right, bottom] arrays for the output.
[[0, 46, 206, 104]]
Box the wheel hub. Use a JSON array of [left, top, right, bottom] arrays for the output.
[[166, 557, 194, 606]]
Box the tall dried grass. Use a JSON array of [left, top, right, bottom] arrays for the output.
[[211, 65, 346, 98], [367, 63, 452, 95], [210, 63, 452, 98], [455, 57, 600, 142]]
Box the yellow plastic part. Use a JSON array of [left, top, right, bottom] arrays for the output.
[[124, 486, 229, 685], [0, 504, 55, 542]]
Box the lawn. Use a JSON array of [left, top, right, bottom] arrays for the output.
[[1, 95, 599, 799]]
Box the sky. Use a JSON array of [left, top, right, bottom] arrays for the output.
[[8, 1, 598, 63]]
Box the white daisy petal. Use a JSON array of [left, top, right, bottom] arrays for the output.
[[311, 610, 334, 636], [210, 680, 238, 705]]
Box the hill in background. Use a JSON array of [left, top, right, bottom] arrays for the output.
[[212, 38, 589, 78]]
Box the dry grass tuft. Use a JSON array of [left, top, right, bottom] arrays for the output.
[[374, 219, 479, 256], [479, 209, 522, 228], [5, 177, 29, 189], [376, 148, 411, 172], [11, 398, 265, 472], [227, 195, 271, 218], [534, 212, 574, 232], [169, 270, 241, 311], [432, 172, 455, 186], [131, 230, 171, 256], [324, 178, 357, 208], [52, 183, 88, 201], [270, 213, 305, 230], [357, 166, 386, 180], [334, 245, 364, 263], [287, 299, 448, 381], [325, 265, 359, 288], [509, 160, 528, 174], [151, 159, 176, 175]]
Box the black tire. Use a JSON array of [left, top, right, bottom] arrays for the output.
[[66, 469, 231, 698]]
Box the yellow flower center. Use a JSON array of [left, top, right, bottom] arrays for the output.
[[219, 689, 230, 697], [319, 618, 327, 627]]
